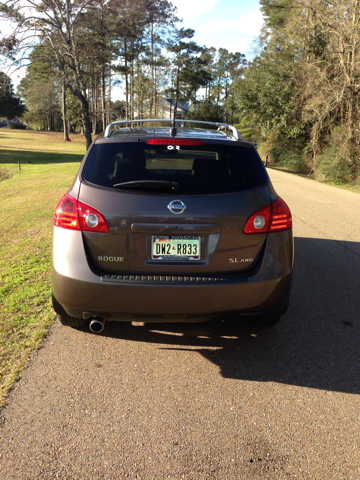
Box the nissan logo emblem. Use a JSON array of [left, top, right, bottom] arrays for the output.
[[167, 199, 186, 215]]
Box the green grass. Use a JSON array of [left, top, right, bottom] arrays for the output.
[[0, 129, 85, 164], [0, 129, 87, 407], [323, 181, 360, 193]]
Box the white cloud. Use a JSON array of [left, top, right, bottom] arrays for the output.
[[171, 0, 221, 21], [168, 1, 264, 57], [195, 11, 263, 36]]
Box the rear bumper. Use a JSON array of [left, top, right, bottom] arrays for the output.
[[52, 227, 294, 321]]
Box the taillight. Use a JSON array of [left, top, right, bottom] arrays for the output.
[[243, 198, 292, 234], [53, 193, 109, 233], [53, 193, 79, 230], [270, 198, 292, 231], [145, 138, 204, 146], [78, 199, 109, 233]]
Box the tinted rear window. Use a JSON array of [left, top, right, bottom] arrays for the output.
[[82, 142, 266, 194]]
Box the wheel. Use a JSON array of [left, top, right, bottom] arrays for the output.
[[52, 292, 87, 328], [248, 313, 282, 328], [250, 301, 289, 327], [52, 292, 67, 315], [57, 313, 87, 328], [259, 313, 281, 327]]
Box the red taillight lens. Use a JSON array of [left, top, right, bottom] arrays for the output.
[[243, 204, 272, 234], [53, 193, 80, 230], [53, 193, 109, 233], [145, 138, 204, 146], [77, 200, 109, 233], [270, 198, 292, 232], [243, 198, 292, 234]]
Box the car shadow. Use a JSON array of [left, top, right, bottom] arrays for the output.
[[88, 237, 360, 394], [0, 148, 84, 164]]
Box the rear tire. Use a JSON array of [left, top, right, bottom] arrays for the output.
[[57, 314, 87, 328], [249, 313, 282, 328], [250, 301, 289, 328], [52, 292, 67, 316]]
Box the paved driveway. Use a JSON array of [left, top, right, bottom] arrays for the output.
[[1, 169, 360, 479]]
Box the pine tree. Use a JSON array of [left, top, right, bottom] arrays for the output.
[[0, 72, 26, 119]]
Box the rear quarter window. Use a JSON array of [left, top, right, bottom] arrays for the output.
[[82, 141, 267, 194]]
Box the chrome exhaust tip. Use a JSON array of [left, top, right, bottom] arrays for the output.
[[89, 318, 105, 333]]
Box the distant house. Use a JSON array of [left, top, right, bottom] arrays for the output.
[[134, 97, 189, 120], [158, 98, 189, 119]]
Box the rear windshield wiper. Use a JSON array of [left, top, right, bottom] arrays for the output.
[[113, 180, 180, 191]]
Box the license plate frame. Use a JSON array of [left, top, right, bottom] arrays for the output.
[[151, 235, 201, 261]]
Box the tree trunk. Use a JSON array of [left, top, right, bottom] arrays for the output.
[[50, 109, 55, 131], [225, 83, 229, 124], [75, 91, 92, 149], [62, 81, 70, 141], [66, 66, 92, 148], [92, 76, 97, 135], [124, 39, 129, 121], [130, 41, 135, 120], [107, 64, 111, 125], [150, 23, 155, 117], [101, 67, 106, 132], [154, 64, 158, 118]]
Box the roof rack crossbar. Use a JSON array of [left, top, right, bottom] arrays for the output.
[[104, 119, 242, 141]]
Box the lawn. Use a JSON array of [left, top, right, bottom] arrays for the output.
[[0, 129, 87, 407], [0, 129, 85, 164]]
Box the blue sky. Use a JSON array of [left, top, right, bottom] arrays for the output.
[[1, 0, 264, 92], [170, 0, 264, 58]]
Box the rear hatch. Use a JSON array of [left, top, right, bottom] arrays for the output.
[[78, 138, 270, 275]]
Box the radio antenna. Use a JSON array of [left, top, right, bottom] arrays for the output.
[[170, 102, 177, 137], [170, 83, 179, 137]]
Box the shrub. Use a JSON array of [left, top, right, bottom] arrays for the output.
[[257, 133, 309, 173], [315, 128, 360, 183], [8, 123, 27, 130], [316, 145, 358, 184], [0, 168, 12, 181]]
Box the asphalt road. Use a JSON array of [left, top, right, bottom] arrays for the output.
[[1, 169, 360, 479]]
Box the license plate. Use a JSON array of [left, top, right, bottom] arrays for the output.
[[152, 235, 201, 260]]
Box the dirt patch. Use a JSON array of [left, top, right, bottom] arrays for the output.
[[0, 168, 13, 182]]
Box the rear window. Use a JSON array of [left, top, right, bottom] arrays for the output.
[[82, 141, 266, 194]]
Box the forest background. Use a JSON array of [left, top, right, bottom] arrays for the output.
[[1, 0, 360, 185]]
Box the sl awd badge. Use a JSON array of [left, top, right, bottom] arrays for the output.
[[229, 258, 253, 263]]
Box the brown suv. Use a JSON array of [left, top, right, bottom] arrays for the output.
[[51, 120, 293, 333]]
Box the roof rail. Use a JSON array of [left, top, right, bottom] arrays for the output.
[[104, 119, 243, 141]]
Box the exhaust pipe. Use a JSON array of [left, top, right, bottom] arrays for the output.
[[89, 317, 105, 334]]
